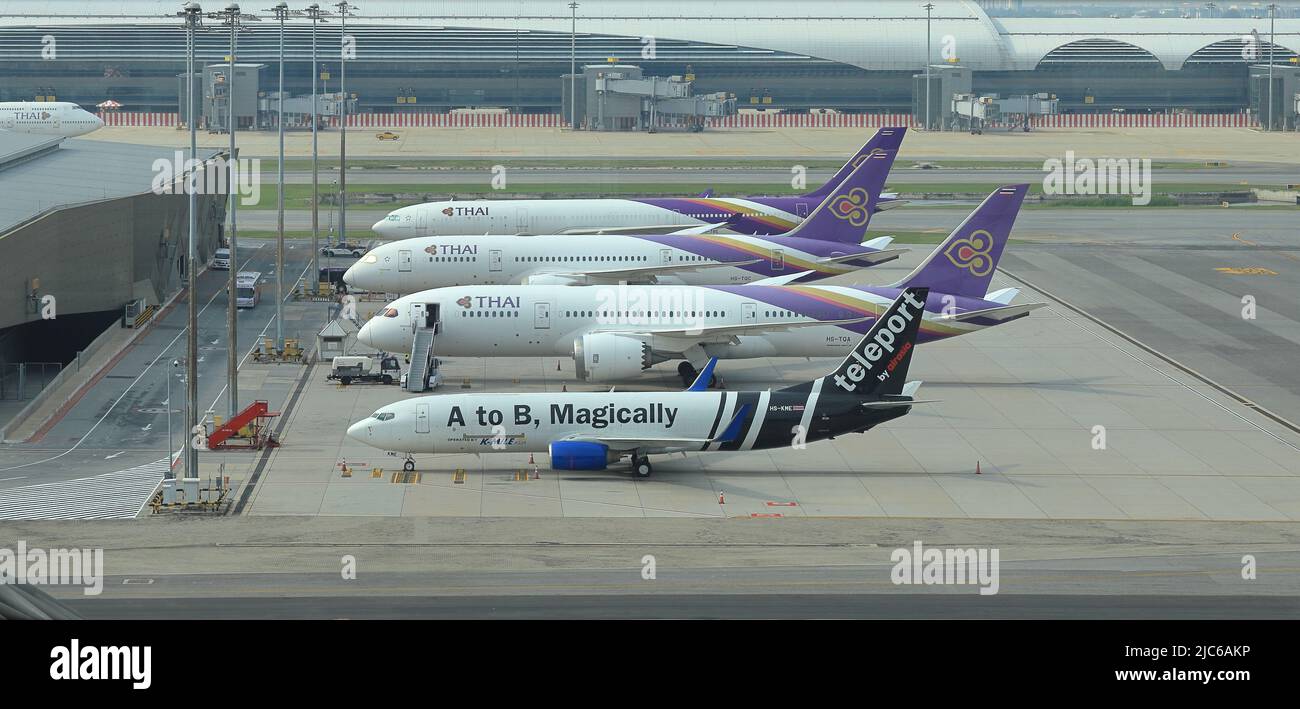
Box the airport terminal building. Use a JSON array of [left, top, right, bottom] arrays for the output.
[[0, 0, 1296, 120]]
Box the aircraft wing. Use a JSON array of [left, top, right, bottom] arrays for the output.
[[610, 317, 868, 344], [530, 258, 762, 284], [557, 224, 712, 235]]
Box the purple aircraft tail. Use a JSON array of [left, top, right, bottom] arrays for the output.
[[782, 148, 895, 244], [888, 185, 1028, 298], [802, 127, 906, 201]]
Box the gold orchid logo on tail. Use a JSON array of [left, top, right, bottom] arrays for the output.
[[829, 187, 872, 226], [943, 229, 995, 276]]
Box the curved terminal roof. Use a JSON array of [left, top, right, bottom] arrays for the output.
[[0, 0, 1296, 71]]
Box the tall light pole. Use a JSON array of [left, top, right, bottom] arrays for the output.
[[923, 2, 934, 131], [210, 2, 256, 419], [1268, 3, 1277, 131], [268, 2, 298, 350], [569, 1, 578, 129], [305, 3, 329, 295], [179, 1, 202, 481], [167, 359, 179, 469], [336, 1, 355, 248]]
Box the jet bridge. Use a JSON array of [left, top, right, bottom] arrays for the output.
[[563, 64, 736, 132], [951, 93, 1058, 133]]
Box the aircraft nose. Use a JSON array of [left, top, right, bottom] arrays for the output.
[[95, 115, 104, 129], [372, 218, 393, 238], [346, 419, 369, 442], [357, 318, 375, 347], [342, 262, 359, 287]]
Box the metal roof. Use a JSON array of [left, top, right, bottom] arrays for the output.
[[0, 0, 1296, 71], [0, 133, 221, 234]]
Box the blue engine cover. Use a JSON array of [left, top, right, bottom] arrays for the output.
[[548, 441, 609, 471]]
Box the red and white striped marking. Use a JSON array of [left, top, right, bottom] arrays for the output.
[[97, 111, 179, 127], [93, 111, 1260, 130]]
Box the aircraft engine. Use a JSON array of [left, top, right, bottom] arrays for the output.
[[573, 333, 651, 382], [548, 441, 613, 470]]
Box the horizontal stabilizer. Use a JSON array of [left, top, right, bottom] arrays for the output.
[[746, 270, 816, 286], [818, 247, 908, 266], [934, 301, 1047, 324], [862, 235, 894, 250], [875, 199, 908, 211], [984, 287, 1020, 305]]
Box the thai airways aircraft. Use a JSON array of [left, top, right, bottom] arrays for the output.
[[370, 127, 907, 238], [358, 184, 1044, 386], [0, 102, 103, 137], [344, 148, 905, 291], [347, 287, 932, 477]]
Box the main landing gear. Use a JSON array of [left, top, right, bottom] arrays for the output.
[[631, 453, 653, 478], [677, 361, 722, 389]]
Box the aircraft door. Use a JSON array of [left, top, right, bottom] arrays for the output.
[[771, 249, 785, 271], [660, 249, 672, 265], [410, 303, 425, 333], [742, 302, 757, 322], [516, 208, 529, 234], [415, 403, 430, 434], [796, 202, 809, 218], [489, 249, 503, 272], [416, 209, 427, 235], [534, 302, 551, 329], [398, 249, 412, 272]]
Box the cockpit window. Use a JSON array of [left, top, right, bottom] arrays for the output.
[[371, 412, 395, 421], [382, 308, 399, 318], [363, 254, 378, 263]]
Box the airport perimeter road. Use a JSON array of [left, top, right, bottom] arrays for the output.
[[82, 126, 1300, 166], [269, 165, 1300, 187], [0, 240, 331, 493], [13, 516, 1299, 619]]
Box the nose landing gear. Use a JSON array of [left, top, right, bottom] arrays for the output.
[[402, 454, 416, 472]]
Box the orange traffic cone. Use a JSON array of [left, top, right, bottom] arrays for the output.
[[528, 453, 535, 465], [718, 490, 726, 505], [532, 466, 540, 480], [556, 360, 561, 371], [562, 384, 567, 392], [976, 460, 982, 475]]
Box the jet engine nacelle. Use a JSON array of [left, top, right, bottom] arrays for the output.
[[548, 440, 613, 470], [573, 333, 651, 382]]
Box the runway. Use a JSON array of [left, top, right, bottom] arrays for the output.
[[11, 515, 1298, 619]]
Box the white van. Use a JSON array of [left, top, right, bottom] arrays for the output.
[[211, 247, 231, 270], [235, 271, 261, 308]]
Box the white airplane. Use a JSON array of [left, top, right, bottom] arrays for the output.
[[357, 185, 1045, 386], [347, 288, 932, 477], [0, 102, 103, 137], [344, 149, 905, 292], [370, 127, 907, 239]]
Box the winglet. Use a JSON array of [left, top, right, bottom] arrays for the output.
[[713, 404, 751, 443], [687, 358, 718, 391]]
